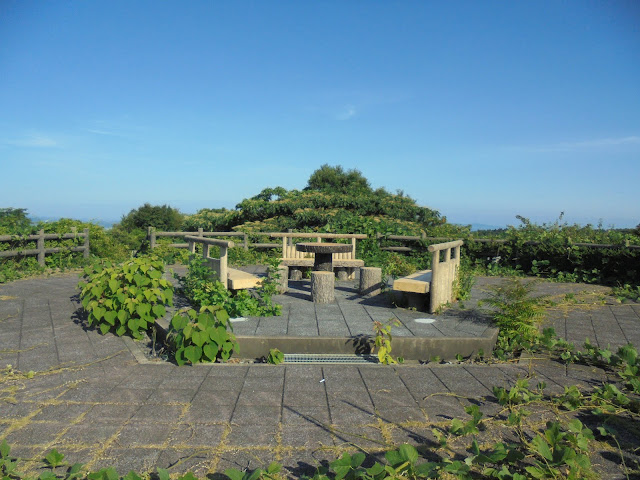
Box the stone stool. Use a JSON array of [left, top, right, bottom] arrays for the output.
[[359, 266, 382, 296], [311, 271, 335, 303]]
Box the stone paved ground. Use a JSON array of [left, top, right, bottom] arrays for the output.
[[1, 272, 639, 478]]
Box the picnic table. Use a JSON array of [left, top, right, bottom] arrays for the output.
[[295, 242, 353, 272]]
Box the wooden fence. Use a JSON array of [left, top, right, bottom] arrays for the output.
[[0, 228, 90, 266], [148, 228, 640, 255], [375, 234, 640, 252], [148, 228, 280, 251]]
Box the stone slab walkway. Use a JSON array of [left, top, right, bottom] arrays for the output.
[[0, 272, 638, 478]]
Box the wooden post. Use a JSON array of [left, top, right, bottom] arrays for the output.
[[219, 245, 228, 289], [198, 228, 204, 237], [359, 267, 382, 296], [148, 227, 156, 249], [83, 228, 90, 259], [37, 229, 45, 266], [243, 232, 248, 250], [276, 266, 288, 293], [311, 271, 334, 303], [202, 243, 210, 258], [430, 248, 440, 313]]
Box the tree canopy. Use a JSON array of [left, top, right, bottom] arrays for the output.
[[119, 203, 184, 232], [305, 164, 372, 194]]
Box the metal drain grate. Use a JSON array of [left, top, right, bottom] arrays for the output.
[[284, 353, 379, 364]]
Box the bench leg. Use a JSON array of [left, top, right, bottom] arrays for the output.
[[406, 293, 427, 311], [336, 267, 348, 281], [289, 267, 303, 281]]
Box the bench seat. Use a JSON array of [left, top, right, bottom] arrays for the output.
[[279, 258, 364, 268], [392, 270, 432, 294], [228, 268, 262, 290], [390, 240, 463, 313]]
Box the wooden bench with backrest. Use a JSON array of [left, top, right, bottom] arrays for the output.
[[185, 236, 261, 290], [392, 240, 463, 313], [269, 232, 367, 280]]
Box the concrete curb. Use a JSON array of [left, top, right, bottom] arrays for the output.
[[153, 317, 498, 362]]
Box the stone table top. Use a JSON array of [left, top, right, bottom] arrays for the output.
[[295, 242, 353, 254]]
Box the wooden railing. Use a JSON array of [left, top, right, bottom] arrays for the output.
[[0, 229, 90, 266], [148, 228, 280, 251], [185, 235, 234, 289], [376, 234, 640, 252]]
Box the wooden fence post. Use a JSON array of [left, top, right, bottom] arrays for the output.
[[83, 228, 90, 259], [243, 232, 248, 250], [148, 227, 156, 249], [37, 229, 45, 266]]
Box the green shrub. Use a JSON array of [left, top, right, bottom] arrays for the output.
[[179, 257, 281, 318], [169, 305, 238, 364], [78, 256, 174, 339], [480, 278, 548, 356]]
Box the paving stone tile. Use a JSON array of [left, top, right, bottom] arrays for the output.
[[155, 447, 215, 476], [326, 390, 373, 407], [329, 403, 377, 426], [129, 404, 186, 423], [369, 386, 419, 407], [146, 388, 197, 404], [224, 423, 279, 446], [282, 405, 331, 426], [4, 421, 69, 446], [230, 405, 281, 425], [169, 423, 226, 447], [430, 366, 492, 397], [215, 448, 278, 474], [59, 422, 122, 446], [236, 390, 283, 406], [114, 422, 175, 448], [280, 423, 334, 447], [206, 366, 249, 378], [191, 389, 241, 406], [58, 385, 120, 403], [283, 388, 328, 406], [199, 376, 246, 391], [241, 376, 285, 391], [92, 447, 162, 476], [332, 424, 387, 449], [31, 403, 91, 422], [181, 404, 234, 424], [390, 424, 440, 447], [87, 404, 141, 422], [374, 406, 426, 424]]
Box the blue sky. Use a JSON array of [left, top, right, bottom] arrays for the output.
[[1, 1, 639, 228]]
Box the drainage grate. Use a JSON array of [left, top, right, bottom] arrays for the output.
[[284, 353, 379, 364]]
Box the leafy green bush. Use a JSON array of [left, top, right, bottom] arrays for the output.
[[179, 257, 281, 318], [168, 305, 238, 364], [78, 256, 174, 339], [480, 278, 548, 356]]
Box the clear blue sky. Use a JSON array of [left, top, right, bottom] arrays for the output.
[[1, 1, 639, 228]]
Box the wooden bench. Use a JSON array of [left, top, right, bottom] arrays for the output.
[[269, 232, 366, 280], [392, 240, 463, 313], [185, 236, 262, 290]]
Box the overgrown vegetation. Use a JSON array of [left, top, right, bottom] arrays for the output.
[[78, 256, 174, 339], [168, 305, 239, 364], [178, 256, 281, 318]]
